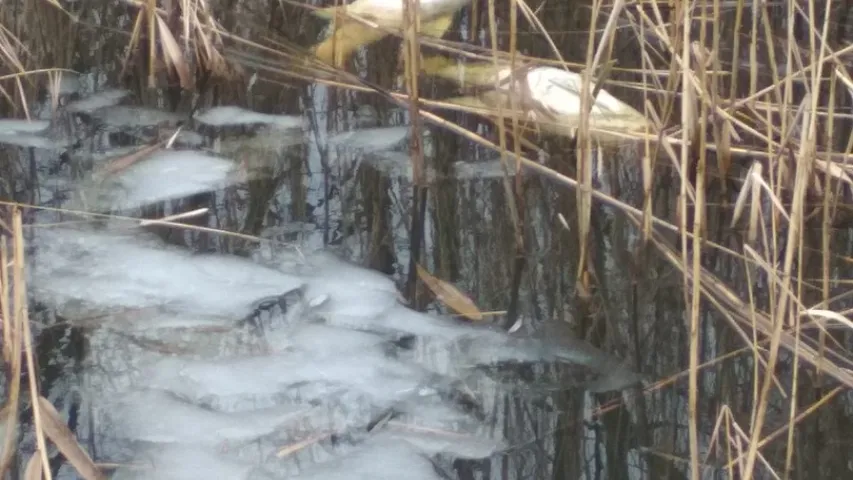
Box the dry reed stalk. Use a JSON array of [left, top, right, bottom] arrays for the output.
[[12, 210, 53, 480], [0, 235, 21, 478], [685, 14, 706, 480], [399, 0, 427, 304], [486, 0, 523, 249], [2, 0, 850, 476], [401, 0, 424, 186], [0, 208, 112, 480]]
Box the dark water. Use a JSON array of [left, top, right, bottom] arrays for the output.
[[3, 1, 853, 480]]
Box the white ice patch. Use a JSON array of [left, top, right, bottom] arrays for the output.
[[30, 228, 303, 318], [194, 105, 303, 129]]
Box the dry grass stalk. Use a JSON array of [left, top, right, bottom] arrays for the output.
[[3, 0, 853, 477], [0, 236, 21, 477], [36, 397, 105, 480], [0, 23, 34, 114], [13, 209, 52, 480], [0, 209, 108, 480], [682, 22, 703, 480], [484, 0, 524, 264], [98, 141, 166, 177]]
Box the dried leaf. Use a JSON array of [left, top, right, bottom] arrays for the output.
[[748, 166, 760, 244], [37, 397, 105, 480], [415, 264, 482, 321], [146, 1, 156, 89], [802, 309, 853, 331], [750, 167, 790, 223], [99, 141, 164, 177], [119, 12, 145, 83], [155, 15, 193, 90], [0, 403, 18, 475], [730, 161, 756, 228], [23, 451, 42, 480], [641, 152, 653, 244], [815, 159, 853, 188]]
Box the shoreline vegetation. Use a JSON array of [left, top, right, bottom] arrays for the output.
[[2, 0, 853, 479]]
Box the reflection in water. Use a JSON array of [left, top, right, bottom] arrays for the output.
[[28, 223, 634, 479], [193, 106, 303, 129], [72, 150, 242, 212], [310, 0, 468, 67], [5, 75, 647, 478], [419, 56, 650, 141], [7, 1, 851, 478]]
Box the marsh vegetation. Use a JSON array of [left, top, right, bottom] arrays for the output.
[[1, 1, 853, 479]]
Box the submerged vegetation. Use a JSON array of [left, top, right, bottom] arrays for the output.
[[1, 0, 853, 479]]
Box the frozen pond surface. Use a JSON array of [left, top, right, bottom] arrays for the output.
[[28, 224, 635, 479], [11, 88, 639, 479], [26, 228, 485, 478]]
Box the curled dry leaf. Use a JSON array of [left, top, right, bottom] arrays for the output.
[[815, 159, 853, 189], [730, 161, 757, 228], [415, 264, 483, 321], [37, 397, 105, 480], [748, 164, 761, 244], [157, 15, 192, 90], [24, 451, 42, 480], [802, 309, 853, 331], [155, 15, 193, 90]]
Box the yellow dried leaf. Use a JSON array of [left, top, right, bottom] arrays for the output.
[[155, 15, 193, 89], [24, 452, 42, 480], [415, 264, 483, 321]]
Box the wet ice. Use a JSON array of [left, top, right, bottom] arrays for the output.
[[29, 225, 636, 479]]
